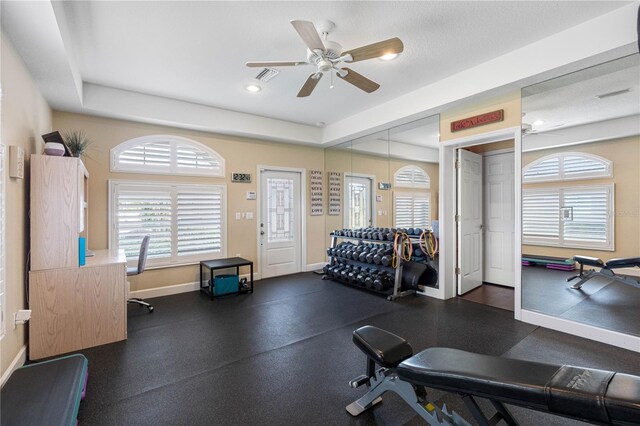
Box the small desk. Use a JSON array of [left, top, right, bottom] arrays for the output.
[[200, 257, 254, 300]]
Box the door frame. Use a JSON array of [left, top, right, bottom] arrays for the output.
[[438, 127, 522, 320], [343, 172, 377, 228], [256, 165, 307, 279]]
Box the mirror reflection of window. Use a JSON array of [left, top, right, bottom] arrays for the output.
[[521, 53, 640, 338]]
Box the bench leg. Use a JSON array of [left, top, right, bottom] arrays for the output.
[[347, 370, 471, 425], [569, 270, 597, 289]]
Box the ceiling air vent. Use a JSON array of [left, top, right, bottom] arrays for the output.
[[255, 68, 279, 82]]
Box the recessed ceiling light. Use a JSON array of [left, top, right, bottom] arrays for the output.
[[379, 53, 398, 61], [244, 84, 262, 93], [533, 120, 545, 126]]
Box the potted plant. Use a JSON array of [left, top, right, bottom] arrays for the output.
[[63, 130, 92, 159]]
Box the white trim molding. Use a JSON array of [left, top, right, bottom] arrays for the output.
[[1, 345, 27, 388], [129, 274, 260, 300]]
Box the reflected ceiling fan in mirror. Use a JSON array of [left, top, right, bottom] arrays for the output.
[[246, 20, 404, 97]]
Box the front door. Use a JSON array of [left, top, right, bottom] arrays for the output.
[[457, 149, 483, 295], [344, 175, 373, 229], [483, 151, 515, 287], [260, 170, 302, 278]]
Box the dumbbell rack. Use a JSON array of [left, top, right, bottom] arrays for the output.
[[325, 233, 416, 301]]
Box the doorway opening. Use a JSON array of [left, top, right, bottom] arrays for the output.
[[456, 142, 516, 311]]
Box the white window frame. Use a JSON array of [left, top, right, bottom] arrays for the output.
[[522, 184, 614, 251], [523, 152, 612, 183], [0, 144, 5, 339], [394, 165, 431, 189], [109, 180, 227, 268], [110, 135, 225, 178], [393, 191, 432, 229]]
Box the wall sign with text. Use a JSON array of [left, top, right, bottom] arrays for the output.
[[328, 171, 342, 215], [308, 170, 324, 216], [450, 109, 504, 132]]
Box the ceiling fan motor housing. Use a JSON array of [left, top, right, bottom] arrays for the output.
[[307, 40, 342, 65]]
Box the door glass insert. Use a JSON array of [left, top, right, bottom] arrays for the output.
[[267, 177, 294, 242]]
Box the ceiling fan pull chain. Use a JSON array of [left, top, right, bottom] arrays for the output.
[[330, 71, 334, 89]]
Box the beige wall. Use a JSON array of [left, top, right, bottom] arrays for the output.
[[522, 136, 640, 260], [52, 112, 326, 290], [440, 92, 521, 141], [1, 35, 52, 376]]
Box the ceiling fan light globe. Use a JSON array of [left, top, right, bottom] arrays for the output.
[[379, 53, 399, 61]]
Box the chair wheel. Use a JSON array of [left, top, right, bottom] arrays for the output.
[[148, 306, 154, 313]]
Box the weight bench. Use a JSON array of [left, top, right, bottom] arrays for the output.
[[346, 326, 640, 425], [568, 255, 640, 290], [1, 354, 88, 426]]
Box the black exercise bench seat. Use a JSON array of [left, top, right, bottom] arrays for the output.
[[347, 326, 640, 425], [569, 255, 640, 290], [1, 354, 88, 426]]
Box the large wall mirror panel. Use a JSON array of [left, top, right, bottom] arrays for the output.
[[521, 54, 640, 338]]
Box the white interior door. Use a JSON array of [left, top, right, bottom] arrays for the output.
[[260, 170, 302, 278], [344, 175, 373, 229], [457, 149, 483, 295], [483, 152, 515, 287]]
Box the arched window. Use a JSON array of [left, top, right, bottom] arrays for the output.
[[523, 152, 611, 182], [394, 165, 430, 189], [111, 135, 225, 177]]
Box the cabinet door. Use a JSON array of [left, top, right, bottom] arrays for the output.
[[30, 155, 79, 270]]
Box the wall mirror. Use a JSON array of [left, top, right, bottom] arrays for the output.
[[521, 54, 640, 337]]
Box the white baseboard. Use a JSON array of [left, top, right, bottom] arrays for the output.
[[1, 345, 27, 388], [129, 273, 260, 299], [305, 262, 326, 272]]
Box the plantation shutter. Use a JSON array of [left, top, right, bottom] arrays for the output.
[[563, 155, 608, 179], [394, 194, 413, 228], [111, 181, 226, 265], [562, 188, 609, 243], [395, 166, 430, 189], [116, 186, 173, 259], [177, 189, 223, 256], [523, 157, 560, 181], [112, 136, 225, 177], [175, 142, 223, 175], [522, 191, 560, 239], [394, 192, 431, 228], [119, 141, 171, 168]]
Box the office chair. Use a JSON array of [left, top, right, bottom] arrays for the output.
[[127, 235, 154, 312]]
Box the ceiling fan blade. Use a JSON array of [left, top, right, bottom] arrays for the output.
[[342, 37, 404, 62], [297, 73, 323, 98], [336, 68, 380, 93], [246, 61, 308, 68], [291, 20, 325, 52]]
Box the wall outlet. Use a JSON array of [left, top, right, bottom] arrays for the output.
[[246, 212, 254, 220], [235, 212, 242, 220]]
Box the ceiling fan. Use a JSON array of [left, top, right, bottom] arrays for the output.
[[246, 20, 404, 97], [521, 122, 565, 136]]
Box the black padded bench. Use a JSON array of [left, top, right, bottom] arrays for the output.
[[569, 255, 640, 289], [347, 326, 640, 425], [1, 354, 88, 426]]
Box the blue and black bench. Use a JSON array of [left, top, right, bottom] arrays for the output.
[[1, 354, 88, 426], [346, 326, 640, 425], [569, 255, 640, 290]]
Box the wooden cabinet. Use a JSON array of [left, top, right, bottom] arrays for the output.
[[29, 155, 127, 360], [30, 155, 88, 271]]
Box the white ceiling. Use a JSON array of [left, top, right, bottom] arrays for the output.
[[1, 1, 635, 144]]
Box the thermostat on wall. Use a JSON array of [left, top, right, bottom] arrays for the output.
[[246, 191, 256, 200], [232, 172, 252, 183]]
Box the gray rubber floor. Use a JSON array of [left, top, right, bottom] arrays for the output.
[[73, 272, 639, 425], [522, 265, 640, 336]]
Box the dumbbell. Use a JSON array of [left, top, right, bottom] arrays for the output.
[[359, 246, 370, 262], [381, 252, 394, 267], [374, 273, 393, 291], [348, 266, 360, 284]]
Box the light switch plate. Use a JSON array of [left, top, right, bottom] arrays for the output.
[[9, 145, 25, 179]]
